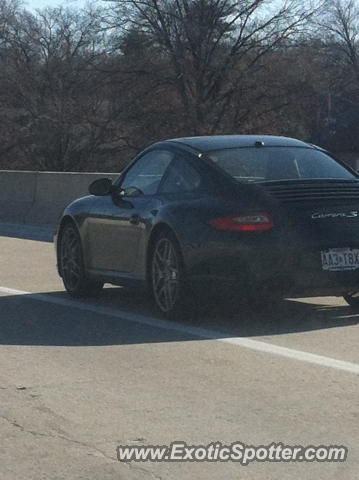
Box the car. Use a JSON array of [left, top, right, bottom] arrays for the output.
[[55, 135, 359, 317]]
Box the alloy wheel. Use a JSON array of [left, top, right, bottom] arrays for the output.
[[60, 226, 82, 291], [152, 237, 180, 313]]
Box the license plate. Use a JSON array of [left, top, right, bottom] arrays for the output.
[[321, 248, 359, 271]]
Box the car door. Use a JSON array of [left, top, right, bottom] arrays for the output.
[[86, 149, 174, 275]]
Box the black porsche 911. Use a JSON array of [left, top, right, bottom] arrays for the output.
[[55, 135, 359, 317]]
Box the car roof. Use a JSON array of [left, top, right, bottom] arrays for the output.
[[162, 135, 311, 152]]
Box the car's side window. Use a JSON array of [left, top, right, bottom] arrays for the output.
[[159, 155, 202, 194], [121, 150, 174, 195]]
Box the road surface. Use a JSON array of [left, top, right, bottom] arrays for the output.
[[0, 225, 358, 479]]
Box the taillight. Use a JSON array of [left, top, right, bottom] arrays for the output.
[[208, 213, 274, 232]]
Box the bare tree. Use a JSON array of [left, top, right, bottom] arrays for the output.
[[0, 0, 20, 45], [104, 0, 325, 133], [0, 5, 131, 170], [1, 0, 354, 171], [311, 0, 359, 152], [321, 0, 359, 85]]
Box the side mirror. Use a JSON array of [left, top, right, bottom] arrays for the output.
[[89, 178, 113, 196], [122, 186, 144, 197]]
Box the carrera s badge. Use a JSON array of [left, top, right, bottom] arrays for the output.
[[312, 211, 359, 219]]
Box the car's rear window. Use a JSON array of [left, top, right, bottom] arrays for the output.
[[206, 147, 356, 183]]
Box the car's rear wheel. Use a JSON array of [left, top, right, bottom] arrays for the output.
[[343, 292, 359, 307], [150, 231, 192, 318], [59, 223, 103, 298]]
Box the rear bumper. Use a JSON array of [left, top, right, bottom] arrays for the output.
[[185, 243, 359, 297]]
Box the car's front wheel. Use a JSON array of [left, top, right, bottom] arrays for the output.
[[150, 231, 192, 318], [343, 291, 359, 307], [59, 222, 103, 298]]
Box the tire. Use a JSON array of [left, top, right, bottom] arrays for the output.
[[150, 231, 194, 319], [343, 292, 359, 307], [59, 222, 103, 298]]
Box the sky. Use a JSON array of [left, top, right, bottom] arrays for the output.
[[26, 0, 95, 11], [26, 0, 282, 13]]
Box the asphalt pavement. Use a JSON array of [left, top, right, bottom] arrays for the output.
[[0, 225, 358, 480]]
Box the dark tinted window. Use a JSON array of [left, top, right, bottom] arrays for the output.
[[159, 156, 202, 193], [207, 147, 356, 183], [121, 150, 174, 195]]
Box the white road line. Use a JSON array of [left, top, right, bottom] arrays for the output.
[[1, 285, 358, 375]]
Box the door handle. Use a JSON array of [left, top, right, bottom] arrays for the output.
[[129, 214, 140, 225]]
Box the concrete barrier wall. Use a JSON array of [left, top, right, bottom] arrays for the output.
[[0, 171, 118, 226], [0, 171, 38, 223]]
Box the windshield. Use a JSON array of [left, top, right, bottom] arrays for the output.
[[206, 147, 356, 183]]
